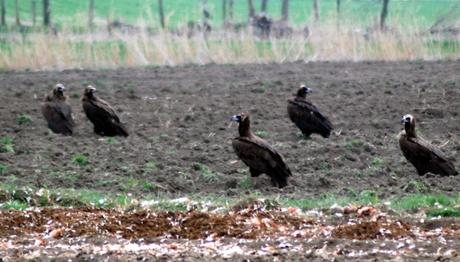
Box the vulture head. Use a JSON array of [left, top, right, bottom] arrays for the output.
[[231, 112, 251, 137], [296, 84, 313, 98], [53, 83, 66, 98], [83, 85, 97, 99], [401, 114, 416, 137]]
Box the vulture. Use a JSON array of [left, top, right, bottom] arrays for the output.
[[399, 114, 457, 176], [287, 85, 333, 138], [82, 86, 129, 137], [41, 83, 75, 135], [231, 113, 292, 188]]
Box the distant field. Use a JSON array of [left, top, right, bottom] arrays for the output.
[[4, 0, 459, 29]]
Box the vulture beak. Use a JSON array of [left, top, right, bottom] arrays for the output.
[[304, 87, 313, 94], [230, 115, 241, 123], [401, 115, 412, 125], [88, 86, 96, 94], [56, 84, 66, 93]]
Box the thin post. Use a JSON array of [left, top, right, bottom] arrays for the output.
[[248, 0, 255, 19], [15, 0, 20, 26], [1, 0, 6, 26], [228, 0, 233, 20], [223, 0, 227, 22], [158, 0, 165, 29], [380, 0, 389, 30], [281, 0, 289, 21], [261, 0, 268, 12], [336, 0, 340, 30], [43, 0, 50, 26], [32, 0, 36, 26], [88, 0, 94, 28], [202, 0, 210, 31], [313, 0, 319, 22]]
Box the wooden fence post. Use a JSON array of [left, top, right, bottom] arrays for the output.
[[261, 0, 268, 12], [32, 0, 36, 26], [223, 0, 227, 23], [281, 0, 289, 21], [336, 0, 340, 30], [158, 0, 165, 29], [15, 0, 20, 26], [88, 0, 94, 28], [1, 0, 6, 26], [248, 0, 255, 19], [43, 0, 50, 26], [380, 0, 389, 30], [228, 0, 233, 20], [313, 0, 319, 22]]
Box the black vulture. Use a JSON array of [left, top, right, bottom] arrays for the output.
[[231, 113, 291, 188], [82, 86, 129, 137], [41, 83, 75, 135], [287, 85, 332, 138], [399, 114, 457, 176]]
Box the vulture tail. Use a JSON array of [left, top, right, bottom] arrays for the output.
[[270, 166, 291, 188], [114, 123, 129, 137]]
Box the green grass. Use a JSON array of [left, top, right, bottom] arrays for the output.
[[3, 0, 457, 29], [345, 138, 364, 150], [192, 163, 218, 182], [403, 179, 429, 193], [426, 208, 460, 218], [72, 154, 89, 166], [371, 157, 384, 168], [1, 200, 29, 210], [142, 180, 155, 191], [281, 190, 381, 210], [0, 183, 458, 217], [239, 176, 252, 189], [319, 161, 332, 171], [106, 137, 118, 145], [144, 161, 158, 172], [17, 114, 32, 125], [0, 164, 6, 175], [0, 136, 14, 153], [390, 194, 460, 212], [254, 130, 269, 138]]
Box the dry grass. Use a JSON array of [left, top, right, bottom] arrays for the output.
[[0, 23, 458, 70]]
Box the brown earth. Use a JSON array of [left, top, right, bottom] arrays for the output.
[[0, 61, 459, 198], [0, 204, 458, 261]]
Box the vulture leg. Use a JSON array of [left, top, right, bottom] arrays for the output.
[[94, 125, 103, 135], [268, 171, 288, 188], [416, 167, 427, 176], [249, 168, 261, 188], [302, 132, 312, 139], [249, 168, 261, 177]]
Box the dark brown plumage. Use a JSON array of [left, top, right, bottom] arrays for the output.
[[287, 85, 332, 138], [82, 86, 129, 137], [41, 83, 75, 135], [399, 114, 457, 176], [231, 113, 291, 188]]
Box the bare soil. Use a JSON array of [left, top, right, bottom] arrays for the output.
[[0, 61, 459, 260], [0, 204, 458, 261], [0, 61, 459, 198]]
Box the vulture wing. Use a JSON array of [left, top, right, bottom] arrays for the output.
[[288, 98, 332, 138], [85, 99, 120, 123], [42, 101, 74, 135], [232, 136, 291, 187], [400, 135, 457, 176], [83, 99, 128, 137]]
